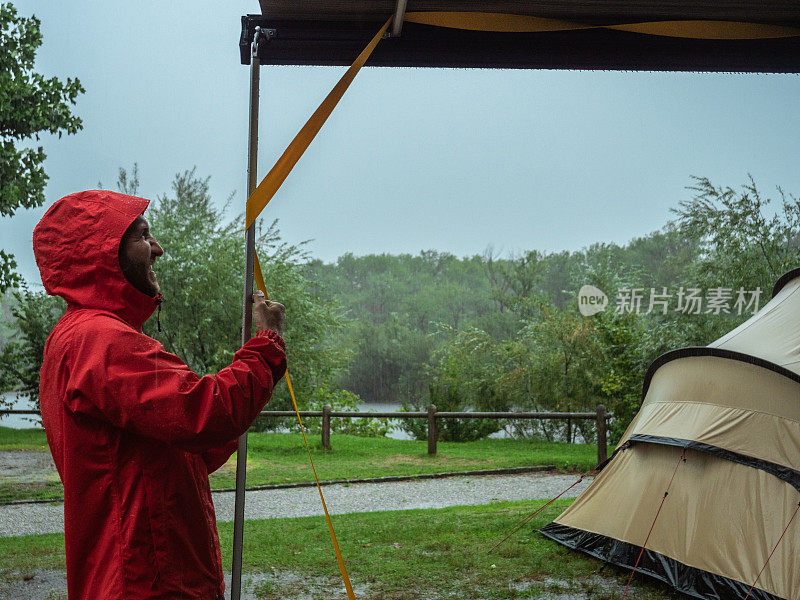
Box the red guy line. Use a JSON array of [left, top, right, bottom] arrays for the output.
[[743, 500, 800, 600], [620, 448, 686, 600], [489, 463, 602, 554]]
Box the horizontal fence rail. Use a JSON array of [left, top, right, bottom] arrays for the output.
[[2, 405, 610, 463]]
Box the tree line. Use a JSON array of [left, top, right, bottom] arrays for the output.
[[3, 4, 799, 443], [2, 171, 798, 442]]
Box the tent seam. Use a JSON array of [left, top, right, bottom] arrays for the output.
[[641, 347, 800, 399], [641, 399, 800, 426], [627, 434, 800, 493]]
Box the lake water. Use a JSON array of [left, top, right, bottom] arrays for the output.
[[357, 402, 516, 440], [0, 392, 40, 428], [0, 393, 417, 438], [352, 401, 415, 440]]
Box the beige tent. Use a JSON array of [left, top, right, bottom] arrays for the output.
[[542, 270, 800, 600]]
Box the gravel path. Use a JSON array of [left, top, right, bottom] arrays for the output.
[[0, 450, 57, 481], [0, 471, 591, 537]]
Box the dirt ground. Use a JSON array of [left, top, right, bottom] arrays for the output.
[[0, 570, 367, 600], [0, 570, 627, 600], [0, 570, 67, 600]]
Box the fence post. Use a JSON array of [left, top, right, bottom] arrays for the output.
[[322, 404, 332, 450], [566, 417, 572, 444], [427, 404, 438, 455], [596, 404, 607, 464]]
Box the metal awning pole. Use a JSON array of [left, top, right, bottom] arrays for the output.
[[391, 0, 408, 37], [231, 26, 261, 600]]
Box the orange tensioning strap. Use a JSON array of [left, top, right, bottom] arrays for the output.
[[245, 18, 391, 229], [402, 12, 800, 39], [247, 22, 391, 600], [244, 12, 800, 600], [254, 257, 357, 600]]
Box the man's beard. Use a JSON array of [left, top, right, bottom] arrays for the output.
[[120, 257, 160, 297]]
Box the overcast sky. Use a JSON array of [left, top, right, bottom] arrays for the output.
[[4, 1, 800, 286]]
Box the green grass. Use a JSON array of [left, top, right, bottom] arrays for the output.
[[0, 480, 63, 503], [1, 427, 610, 502], [209, 433, 606, 490], [0, 533, 66, 571], [0, 501, 681, 600], [0, 427, 49, 451]]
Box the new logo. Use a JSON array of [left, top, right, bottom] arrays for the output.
[[578, 285, 608, 316]]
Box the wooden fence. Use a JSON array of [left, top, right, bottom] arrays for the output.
[[255, 404, 610, 463], [1, 404, 610, 463]]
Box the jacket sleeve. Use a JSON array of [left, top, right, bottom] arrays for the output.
[[201, 438, 239, 473], [64, 315, 286, 454]]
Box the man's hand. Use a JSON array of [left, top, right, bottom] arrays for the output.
[[253, 290, 285, 336]]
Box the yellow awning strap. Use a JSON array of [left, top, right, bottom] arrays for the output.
[[247, 19, 390, 600], [244, 12, 800, 600], [245, 19, 392, 229], [403, 12, 800, 39], [254, 255, 357, 599], [253, 252, 357, 599]]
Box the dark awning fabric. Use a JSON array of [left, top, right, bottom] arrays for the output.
[[241, 1, 800, 72]]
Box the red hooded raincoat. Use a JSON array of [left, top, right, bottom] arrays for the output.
[[33, 190, 286, 599]]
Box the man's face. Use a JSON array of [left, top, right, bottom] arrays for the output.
[[118, 216, 164, 297]]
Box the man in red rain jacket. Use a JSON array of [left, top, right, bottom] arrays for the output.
[[33, 190, 286, 600]]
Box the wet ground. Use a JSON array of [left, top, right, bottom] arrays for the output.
[[0, 570, 628, 600]]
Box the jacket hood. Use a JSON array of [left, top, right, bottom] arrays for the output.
[[33, 190, 161, 329]]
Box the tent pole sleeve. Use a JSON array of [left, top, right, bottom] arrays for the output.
[[231, 27, 261, 600]]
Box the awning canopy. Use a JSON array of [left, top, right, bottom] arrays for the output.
[[241, 1, 800, 72]]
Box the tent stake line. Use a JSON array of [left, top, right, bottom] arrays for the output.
[[744, 501, 800, 600], [620, 448, 687, 600], [488, 463, 600, 555]]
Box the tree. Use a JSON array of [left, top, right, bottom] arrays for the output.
[[140, 167, 346, 428], [485, 249, 544, 318], [0, 286, 65, 410], [513, 301, 602, 441], [0, 166, 348, 424], [674, 175, 800, 294], [1, 3, 84, 292], [401, 326, 512, 441]]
